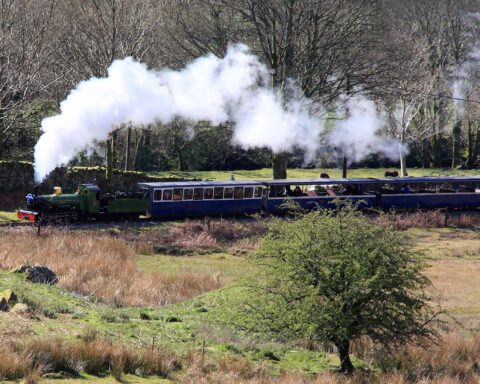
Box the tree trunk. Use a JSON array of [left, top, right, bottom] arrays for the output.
[[0, 131, 4, 160], [336, 340, 354, 374], [473, 123, 480, 168], [451, 120, 461, 169], [437, 99, 447, 167], [467, 121, 474, 169], [176, 147, 186, 171], [272, 153, 287, 179], [432, 136, 441, 167], [399, 142, 407, 176], [125, 126, 132, 171], [342, 156, 348, 178], [105, 137, 114, 191], [132, 130, 142, 171], [0, 108, 5, 160], [422, 138, 430, 168], [432, 101, 442, 167], [111, 130, 117, 169]]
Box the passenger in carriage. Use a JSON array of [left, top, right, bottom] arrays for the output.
[[339, 184, 359, 195], [281, 185, 293, 196], [400, 184, 411, 194], [292, 186, 303, 196]]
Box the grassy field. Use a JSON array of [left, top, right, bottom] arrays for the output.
[[1, 217, 480, 382], [152, 167, 480, 180]]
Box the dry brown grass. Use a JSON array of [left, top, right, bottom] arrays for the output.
[[180, 363, 480, 384], [0, 335, 180, 381], [122, 218, 267, 254], [376, 211, 480, 230], [0, 227, 222, 306], [373, 333, 480, 384], [180, 351, 270, 384]]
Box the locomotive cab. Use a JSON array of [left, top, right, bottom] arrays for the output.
[[77, 184, 101, 215]]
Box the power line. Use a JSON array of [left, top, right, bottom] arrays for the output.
[[384, 87, 480, 105]]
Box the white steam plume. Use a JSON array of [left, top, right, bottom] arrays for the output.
[[35, 43, 400, 181], [329, 95, 402, 162]]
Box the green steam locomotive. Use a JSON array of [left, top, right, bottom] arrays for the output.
[[17, 184, 147, 223]]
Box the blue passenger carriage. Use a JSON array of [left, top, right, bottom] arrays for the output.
[[374, 176, 480, 210], [263, 178, 379, 214], [263, 176, 480, 213], [138, 176, 480, 219], [138, 181, 265, 219]]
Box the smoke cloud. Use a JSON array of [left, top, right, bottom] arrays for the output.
[[34, 43, 399, 181], [329, 95, 403, 162]]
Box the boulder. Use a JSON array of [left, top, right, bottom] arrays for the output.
[[0, 298, 8, 311], [25, 266, 58, 285], [11, 264, 58, 285], [10, 264, 31, 274], [0, 289, 17, 304]]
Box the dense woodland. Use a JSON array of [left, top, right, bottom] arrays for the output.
[[2, 0, 480, 176]]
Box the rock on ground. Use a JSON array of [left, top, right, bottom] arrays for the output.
[[11, 264, 58, 285], [0, 298, 8, 311], [1, 289, 17, 303]]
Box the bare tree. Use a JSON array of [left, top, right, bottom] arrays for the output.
[[381, 9, 436, 176], [224, 0, 387, 178], [0, 0, 58, 159], [162, 0, 241, 64], [52, 0, 165, 181], [397, 0, 478, 168]]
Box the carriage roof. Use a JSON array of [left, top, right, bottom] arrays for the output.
[[138, 176, 480, 190]]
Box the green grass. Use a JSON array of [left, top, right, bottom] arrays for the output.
[[0, 256, 344, 380], [151, 167, 480, 181], [135, 252, 251, 284]]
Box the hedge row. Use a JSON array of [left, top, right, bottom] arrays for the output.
[[0, 162, 193, 193]]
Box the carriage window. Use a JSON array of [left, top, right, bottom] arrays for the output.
[[224, 187, 234, 199], [204, 188, 213, 199], [234, 187, 244, 199], [184, 188, 193, 200], [254, 187, 263, 198], [162, 189, 173, 200], [154, 189, 162, 201], [214, 187, 224, 199], [193, 188, 203, 200], [244, 187, 253, 198], [173, 188, 183, 201], [459, 183, 475, 192]]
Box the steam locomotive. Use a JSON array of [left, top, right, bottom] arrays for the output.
[[17, 184, 147, 223], [17, 176, 480, 223]]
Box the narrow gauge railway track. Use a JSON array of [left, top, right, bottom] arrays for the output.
[[4, 209, 480, 231], [0, 217, 166, 230], [0, 214, 259, 231]]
